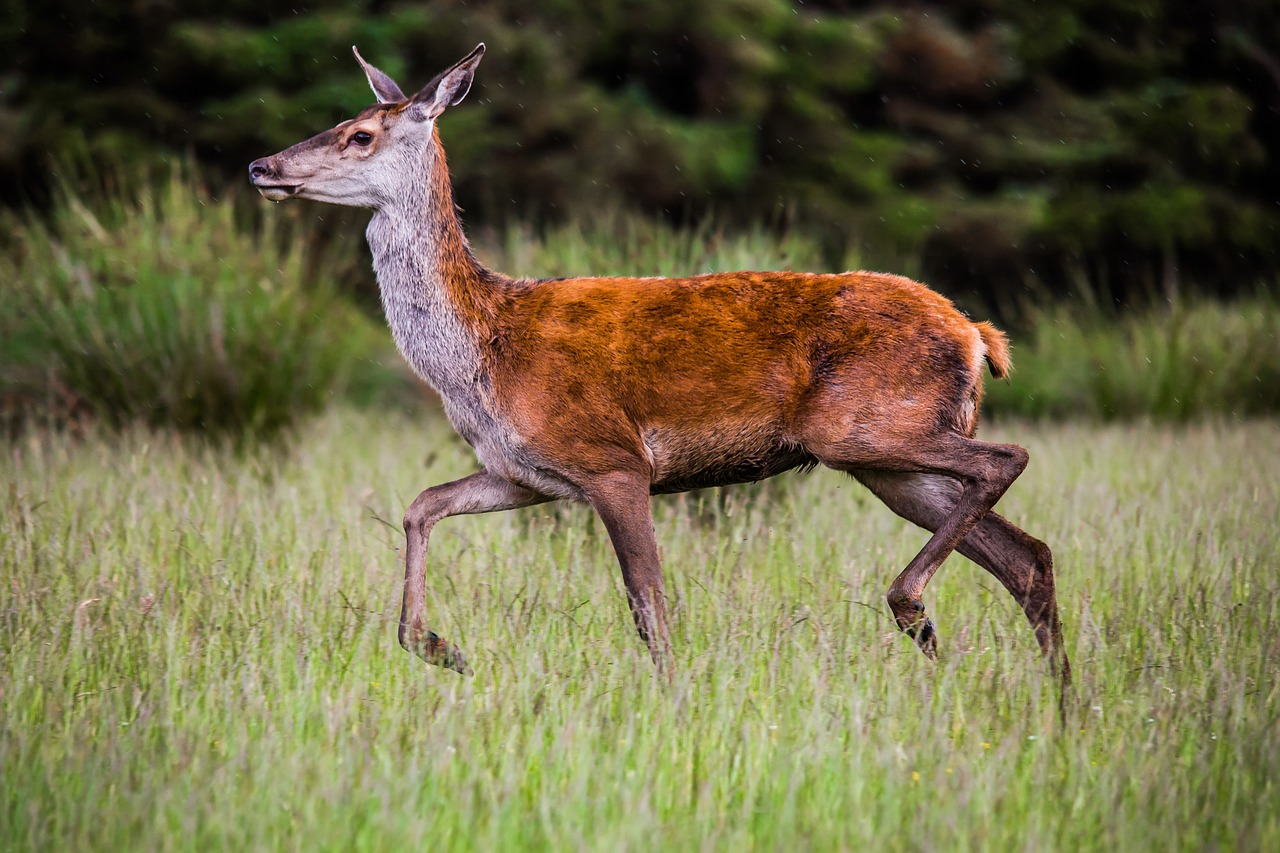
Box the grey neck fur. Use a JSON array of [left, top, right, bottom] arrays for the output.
[[364, 143, 486, 404]]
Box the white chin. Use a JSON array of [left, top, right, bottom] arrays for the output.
[[256, 186, 300, 202]]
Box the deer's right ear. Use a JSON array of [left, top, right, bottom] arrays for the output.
[[353, 46, 407, 104]]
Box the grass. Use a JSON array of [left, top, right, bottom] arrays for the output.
[[474, 211, 862, 280], [2, 172, 1277, 846], [2, 410, 1278, 849], [985, 295, 1280, 421]]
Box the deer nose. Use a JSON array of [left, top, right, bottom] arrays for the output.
[[248, 159, 273, 181]]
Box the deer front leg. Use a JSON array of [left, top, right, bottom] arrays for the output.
[[400, 469, 548, 673], [583, 471, 673, 669]]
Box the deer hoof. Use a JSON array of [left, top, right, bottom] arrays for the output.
[[402, 630, 472, 675], [430, 640, 472, 675], [890, 597, 939, 659], [912, 617, 938, 659]]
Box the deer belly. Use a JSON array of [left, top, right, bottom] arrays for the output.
[[643, 426, 817, 495]]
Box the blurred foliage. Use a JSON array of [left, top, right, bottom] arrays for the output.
[[3, 0, 1280, 297], [0, 165, 405, 439], [985, 292, 1280, 420]]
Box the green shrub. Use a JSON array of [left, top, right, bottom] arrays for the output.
[[0, 169, 397, 439], [4, 174, 1273, 438]]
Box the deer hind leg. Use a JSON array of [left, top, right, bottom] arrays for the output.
[[400, 469, 549, 673], [582, 470, 673, 670], [820, 434, 1029, 657], [854, 469, 1071, 686]]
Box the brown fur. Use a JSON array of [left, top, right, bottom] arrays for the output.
[[482, 271, 990, 489]]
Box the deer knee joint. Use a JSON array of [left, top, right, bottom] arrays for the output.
[[402, 506, 423, 535]]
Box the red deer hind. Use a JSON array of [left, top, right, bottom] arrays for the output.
[[249, 44, 1070, 687]]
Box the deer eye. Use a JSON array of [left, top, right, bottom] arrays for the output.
[[351, 131, 374, 146]]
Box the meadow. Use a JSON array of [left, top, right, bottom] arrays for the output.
[[2, 169, 1279, 849], [2, 410, 1277, 850]]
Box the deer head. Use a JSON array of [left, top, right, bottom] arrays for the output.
[[248, 44, 485, 208]]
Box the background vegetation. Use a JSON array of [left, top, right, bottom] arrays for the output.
[[4, 0, 1277, 433], [4, 0, 1280, 297]]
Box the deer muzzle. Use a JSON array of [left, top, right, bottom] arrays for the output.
[[248, 157, 302, 201]]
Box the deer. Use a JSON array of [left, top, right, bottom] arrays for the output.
[[249, 44, 1071, 689]]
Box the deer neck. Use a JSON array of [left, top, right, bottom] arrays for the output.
[[366, 128, 504, 401]]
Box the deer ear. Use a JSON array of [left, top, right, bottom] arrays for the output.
[[408, 43, 486, 122], [353, 46, 406, 104]]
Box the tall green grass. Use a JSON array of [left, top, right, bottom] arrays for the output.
[[0, 170, 398, 438], [2, 412, 1277, 849], [985, 296, 1280, 420]]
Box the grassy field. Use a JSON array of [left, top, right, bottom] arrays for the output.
[[2, 410, 1278, 850]]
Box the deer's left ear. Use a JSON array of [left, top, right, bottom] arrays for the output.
[[409, 43, 485, 123]]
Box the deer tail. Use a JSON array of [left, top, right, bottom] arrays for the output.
[[975, 321, 1011, 380]]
